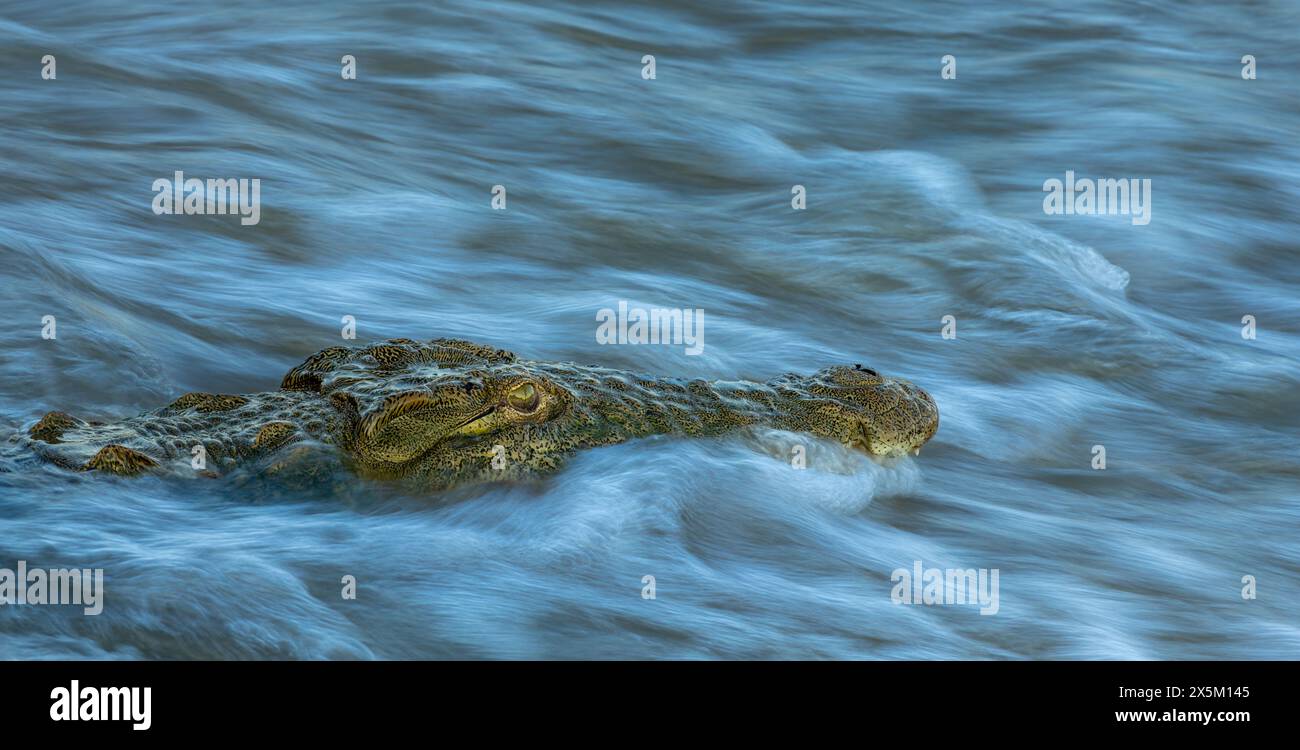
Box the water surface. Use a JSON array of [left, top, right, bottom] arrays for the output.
[[0, 0, 1297, 659]]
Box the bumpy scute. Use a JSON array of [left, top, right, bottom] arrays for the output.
[[280, 338, 516, 393], [84, 444, 157, 475], [169, 393, 250, 413], [29, 411, 85, 443], [253, 422, 299, 451]]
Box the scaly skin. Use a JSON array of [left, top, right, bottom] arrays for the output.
[[19, 338, 939, 490]]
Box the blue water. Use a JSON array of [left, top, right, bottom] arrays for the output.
[[1, 0, 1297, 659]]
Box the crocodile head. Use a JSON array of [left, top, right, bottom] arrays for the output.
[[283, 339, 939, 485]]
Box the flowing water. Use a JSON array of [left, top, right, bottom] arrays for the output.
[[0, 1, 1297, 659]]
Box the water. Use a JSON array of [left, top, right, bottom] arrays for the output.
[[1, 0, 1297, 659]]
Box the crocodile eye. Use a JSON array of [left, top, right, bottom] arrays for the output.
[[506, 382, 539, 413]]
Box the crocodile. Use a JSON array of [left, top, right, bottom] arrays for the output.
[[17, 338, 939, 490]]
